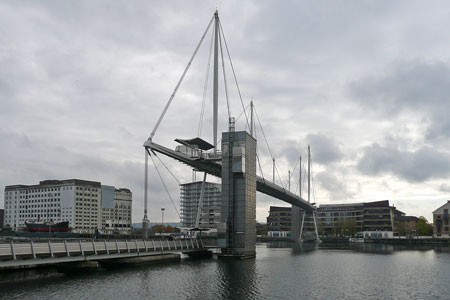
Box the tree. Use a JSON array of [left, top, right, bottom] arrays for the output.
[[395, 220, 407, 236], [164, 225, 174, 233], [416, 216, 433, 236], [343, 218, 359, 236]]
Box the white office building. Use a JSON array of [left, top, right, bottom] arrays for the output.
[[3, 179, 132, 234]]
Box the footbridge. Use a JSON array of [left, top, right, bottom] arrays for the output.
[[145, 140, 315, 212], [0, 238, 205, 268]]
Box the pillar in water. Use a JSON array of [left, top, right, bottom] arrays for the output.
[[218, 131, 257, 258]]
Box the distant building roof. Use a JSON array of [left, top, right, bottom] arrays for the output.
[[5, 179, 101, 190], [397, 216, 419, 222], [269, 206, 291, 212], [363, 200, 390, 208], [432, 200, 450, 214]]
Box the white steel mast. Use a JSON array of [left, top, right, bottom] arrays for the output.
[[213, 10, 219, 153], [308, 145, 311, 204]]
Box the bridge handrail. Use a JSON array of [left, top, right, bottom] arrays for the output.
[[0, 238, 204, 262]]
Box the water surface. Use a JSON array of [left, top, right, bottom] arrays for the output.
[[1, 243, 449, 300]]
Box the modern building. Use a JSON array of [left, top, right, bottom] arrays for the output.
[[3, 179, 132, 234], [265, 200, 398, 238], [267, 206, 292, 238], [317, 200, 395, 238], [433, 200, 450, 238], [101, 186, 132, 234], [0, 209, 4, 228], [180, 181, 221, 228]]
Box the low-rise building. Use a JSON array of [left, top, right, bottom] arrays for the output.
[[3, 179, 132, 234], [267, 206, 292, 238], [317, 200, 396, 238], [433, 200, 450, 238]]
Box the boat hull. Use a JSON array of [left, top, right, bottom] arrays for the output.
[[26, 221, 70, 233]]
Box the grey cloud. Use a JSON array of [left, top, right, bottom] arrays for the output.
[[349, 60, 450, 140], [316, 172, 354, 201], [439, 184, 450, 193], [306, 134, 343, 165], [357, 143, 450, 182], [278, 134, 343, 167]]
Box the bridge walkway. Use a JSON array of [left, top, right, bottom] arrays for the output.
[[0, 239, 205, 268]]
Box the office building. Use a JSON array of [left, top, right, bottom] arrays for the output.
[[3, 179, 132, 234], [317, 200, 395, 238], [101, 186, 132, 234], [267, 206, 292, 238], [180, 181, 221, 228], [0, 209, 4, 228]]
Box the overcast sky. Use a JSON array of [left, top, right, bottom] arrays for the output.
[[1, 1, 450, 223]]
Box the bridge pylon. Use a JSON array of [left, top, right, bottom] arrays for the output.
[[218, 130, 257, 258]]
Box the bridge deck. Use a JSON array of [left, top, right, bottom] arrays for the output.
[[0, 239, 204, 268], [145, 141, 315, 212]]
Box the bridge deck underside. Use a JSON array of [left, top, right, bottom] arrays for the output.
[[146, 141, 315, 212]]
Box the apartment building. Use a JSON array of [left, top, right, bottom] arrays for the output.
[[433, 200, 450, 238], [180, 181, 221, 228]]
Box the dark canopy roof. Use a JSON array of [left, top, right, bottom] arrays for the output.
[[175, 137, 214, 151]]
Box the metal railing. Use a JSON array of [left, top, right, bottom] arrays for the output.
[[0, 238, 204, 267]]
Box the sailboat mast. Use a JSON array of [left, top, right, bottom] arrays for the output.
[[308, 145, 311, 204], [213, 10, 219, 154]]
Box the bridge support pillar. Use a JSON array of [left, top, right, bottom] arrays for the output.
[[291, 206, 301, 241], [218, 131, 257, 258]]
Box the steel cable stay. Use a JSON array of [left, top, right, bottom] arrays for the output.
[[218, 25, 231, 120], [253, 104, 287, 189], [148, 152, 180, 218], [218, 20, 250, 130], [198, 25, 215, 137], [150, 15, 214, 140], [152, 151, 181, 185]]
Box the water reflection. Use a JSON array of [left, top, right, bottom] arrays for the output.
[[215, 258, 261, 300]]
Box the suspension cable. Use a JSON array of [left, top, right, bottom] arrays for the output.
[[235, 102, 250, 123], [254, 122, 265, 180], [218, 25, 231, 120], [254, 106, 274, 159], [218, 20, 250, 130], [275, 163, 286, 190], [149, 153, 180, 218], [153, 151, 181, 185], [198, 25, 215, 137], [150, 15, 214, 140]]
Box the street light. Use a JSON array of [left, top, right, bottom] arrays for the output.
[[161, 208, 165, 235]]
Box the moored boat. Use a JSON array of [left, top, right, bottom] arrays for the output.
[[25, 220, 70, 232]]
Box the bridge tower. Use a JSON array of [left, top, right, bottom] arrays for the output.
[[218, 129, 257, 258]]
